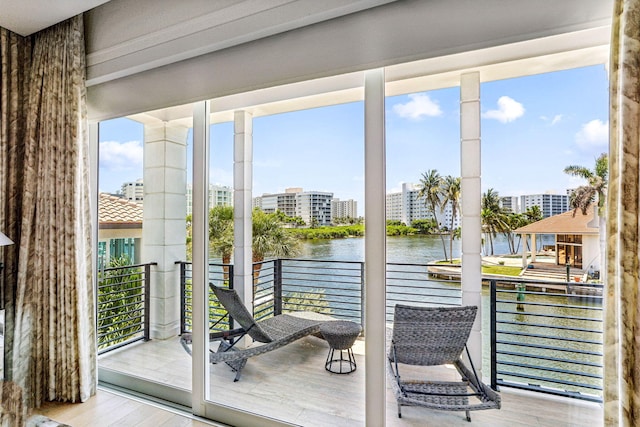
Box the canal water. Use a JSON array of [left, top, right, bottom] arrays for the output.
[[294, 234, 602, 400]]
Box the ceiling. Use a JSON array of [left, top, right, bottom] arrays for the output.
[[0, 0, 111, 36]]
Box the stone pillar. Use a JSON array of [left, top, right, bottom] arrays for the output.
[[143, 121, 188, 339], [233, 111, 253, 314], [460, 72, 483, 375]]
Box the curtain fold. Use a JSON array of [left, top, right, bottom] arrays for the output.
[[606, 0, 640, 425], [1, 15, 95, 409]]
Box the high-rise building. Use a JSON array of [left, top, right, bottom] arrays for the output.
[[260, 188, 299, 217], [386, 183, 460, 229], [120, 179, 144, 204], [331, 199, 358, 221], [186, 184, 233, 215], [520, 193, 569, 218], [500, 196, 519, 213], [295, 191, 333, 226]]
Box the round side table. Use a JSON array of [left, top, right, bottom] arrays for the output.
[[320, 320, 362, 374]]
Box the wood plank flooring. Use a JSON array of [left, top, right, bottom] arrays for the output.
[[89, 336, 603, 426]]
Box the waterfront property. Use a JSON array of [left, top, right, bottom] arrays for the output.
[[515, 206, 600, 272], [7, 2, 640, 427]]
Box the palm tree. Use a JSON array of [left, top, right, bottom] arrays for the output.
[[209, 205, 234, 265], [564, 153, 608, 278], [481, 188, 508, 255], [252, 208, 300, 283], [442, 175, 461, 260], [564, 153, 608, 215], [417, 169, 448, 260]]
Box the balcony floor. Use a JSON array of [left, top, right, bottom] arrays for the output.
[[97, 336, 602, 426]]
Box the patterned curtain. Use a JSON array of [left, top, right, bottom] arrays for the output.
[[606, 0, 640, 425], [0, 15, 95, 409]]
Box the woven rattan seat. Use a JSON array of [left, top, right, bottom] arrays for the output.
[[387, 304, 501, 421], [181, 285, 334, 381], [320, 320, 361, 373]]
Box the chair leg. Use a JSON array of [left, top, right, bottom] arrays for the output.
[[465, 410, 471, 422], [398, 404, 402, 418]]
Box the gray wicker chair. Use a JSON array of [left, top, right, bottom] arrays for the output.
[[181, 285, 332, 381], [387, 304, 500, 421]]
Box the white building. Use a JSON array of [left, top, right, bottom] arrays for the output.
[[186, 184, 233, 215], [295, 191, 333, 226], [386, 183, 460, 229], [500, 196, 520, 213], [331, 199, 358, 221], [259, 188, 300, 217], [520, 193, 569, 218], [120, 179, 144, 204]]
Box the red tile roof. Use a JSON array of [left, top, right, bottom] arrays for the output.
[[99, 193, 143, 225], [514, 205, 599, 235]]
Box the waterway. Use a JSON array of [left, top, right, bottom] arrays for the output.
[[297, 233, 555, 263]]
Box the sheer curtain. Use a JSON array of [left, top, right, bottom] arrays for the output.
[[0, 15, 95, 409], [606, 0, 640, 425]]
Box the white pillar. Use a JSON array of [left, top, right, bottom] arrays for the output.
[[143, 121, 189, 339], [460, 72, 483, 375], [191, 100, 210, 415], [522, 233, 528, 268], [531, 233, 537, 262], [233, 111, 253, 316], [364, 68, 386, 425]]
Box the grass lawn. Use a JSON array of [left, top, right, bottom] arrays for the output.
[[436, 259, 522, 276]]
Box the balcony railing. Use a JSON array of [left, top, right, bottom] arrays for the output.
[[156, 259, 603, 403], [97, 262, 156, 354]]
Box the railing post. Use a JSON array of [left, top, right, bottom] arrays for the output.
[[228, 264, 235, 331], [360, 261, 366, 335], [143, 263, 152, 341], [490, 279, 497, 390], [274, 259, 283, 315], [178, 261, 186, 334]]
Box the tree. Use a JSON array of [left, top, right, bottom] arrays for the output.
[[252, 208, 301, 283], [481, 188, 508, 255], [417, 169, 448, 260], [442, 175, 461, 261], [564, 153, 608, 278], [564, 153, 608, 215], [209, 205, 234, 265]]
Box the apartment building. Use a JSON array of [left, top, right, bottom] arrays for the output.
[[520, 193, 569, 218], [500, 196, 520, 213], [295, 191, 334, 226], [386, 183, 460, 229], [120, 179, 144, 204], [186, 183, 233, 215], [331, 198, 358, 220]]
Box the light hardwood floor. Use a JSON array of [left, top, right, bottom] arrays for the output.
[[85, 336, 602, 426], [38, 389, 222, 427]]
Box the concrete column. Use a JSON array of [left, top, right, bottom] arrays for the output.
[[522, 233, 528, 268], [364, 68, 386, 425], [460, 72, 483, 375], [143, 121, 188, 339], [531, 233, 537, 262], [233, 111, 253, 315]]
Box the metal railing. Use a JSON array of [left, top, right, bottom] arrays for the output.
[[97, 262, 156, 354], [171, 259, 604, 403], [489, 278, 603, 402]]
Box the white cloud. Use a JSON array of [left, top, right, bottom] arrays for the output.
[[99, 140, 143, 171], [551, 114, 563, 125], [482, 96, 525, 123], [392, 93, 442, 120], [575, 119, 608, 150]]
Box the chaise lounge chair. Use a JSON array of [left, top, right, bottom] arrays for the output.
[[181, 285, 333, 381], [387, 304, 500, 421]]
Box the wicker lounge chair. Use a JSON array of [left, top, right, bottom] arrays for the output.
[[387, 304, 500, 421], [181, 285, 333, 381]]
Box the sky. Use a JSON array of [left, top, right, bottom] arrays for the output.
[[98, 64, 609, 214]]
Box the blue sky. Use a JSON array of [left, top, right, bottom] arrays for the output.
[[99, 65, 609, 214]]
